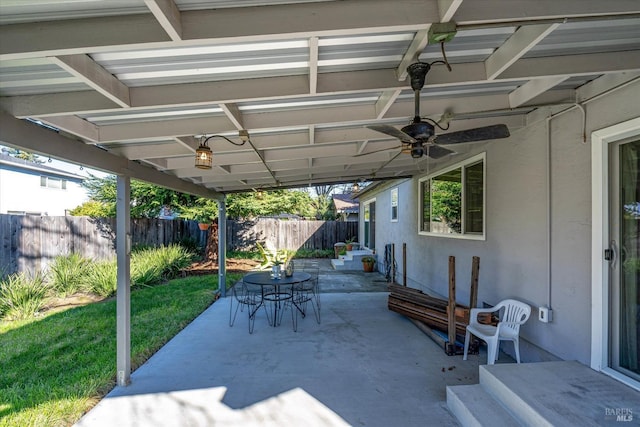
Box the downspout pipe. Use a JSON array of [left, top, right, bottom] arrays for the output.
[[539, 76, 639, 310]]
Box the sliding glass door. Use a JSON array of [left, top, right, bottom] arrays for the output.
[[610, 139, 640, 382]]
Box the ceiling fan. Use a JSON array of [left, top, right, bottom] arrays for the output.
[[364, 62, 510, 159]]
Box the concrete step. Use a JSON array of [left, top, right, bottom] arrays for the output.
[[447, 361, 640, 427], [446, 385, 520, 427], [331, 250, 374, 271], [481, 361, 639, 426]]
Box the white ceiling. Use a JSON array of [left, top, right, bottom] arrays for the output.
[[1, 0, 639, 197]]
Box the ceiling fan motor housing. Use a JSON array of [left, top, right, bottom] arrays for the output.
[[410, 145, 425, 158], [407, 62, 431, 91], [401, 121, 435, 140]]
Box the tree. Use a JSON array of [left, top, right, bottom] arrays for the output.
[[73, 174, 201, 219], [431, 180, 462, 233], [5, 148, 43, 164], [226, 189, 314, 219], [70, 174, 317, 220]]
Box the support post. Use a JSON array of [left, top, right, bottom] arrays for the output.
[[391, 243, 395, 284], [447, 256, 456, 355], [402, 243, 407, 286], [469, 256, 480, 309], [218, 197, 226, 298], [116, 175, 131, 386]]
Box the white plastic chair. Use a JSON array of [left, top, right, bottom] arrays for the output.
[[463, 299, 531, 365]]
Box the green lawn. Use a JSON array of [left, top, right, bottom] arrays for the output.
[[0, 273, 241, 427]]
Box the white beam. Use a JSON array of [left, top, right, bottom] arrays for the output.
[[500, 51, 640, 80], [219, 103, 244, 130], [10, 51, 623, 119], [0, 111, 222, 199], [439, 0, 464, 22], [50, 54, 131, 107], [116, 175, 131, 387], [0, 0, 437, 60], [3, 0, 639, 62], [0, 15, 170, 60], [165, 151, 261, 170], [182, 0, 435, 40], [309, 125, 315, 145], [39, 115, 100, 142], [485, 23, 559, 80], [1, 91, 121, 118], [90, 92, 516, 142], [396, 27, 431, 81], [218, 200, 226, 298], [98, 116, 232, 142], [309, 36, 319, 94], [108, 142, 192, 160], [175, 136, 198, 152], [509, 76, 569, 107], [576, 71, 640, 103], [375, 89, 402, 119], [454, 0, 640, 25], [144, 0, 183, 41]]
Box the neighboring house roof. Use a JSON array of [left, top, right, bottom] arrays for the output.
[[332, 194, 359, 214], [0, 153, 85, 181]]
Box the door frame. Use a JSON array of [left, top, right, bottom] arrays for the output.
[[591, 116, 640, 391], [362, 197, 376, 250]]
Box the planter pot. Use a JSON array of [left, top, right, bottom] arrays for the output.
[[198, 223, 210, 231], [362, 261, 375, 272], [334, 242, 346, 259]]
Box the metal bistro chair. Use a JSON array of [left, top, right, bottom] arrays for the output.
[[293, 261, 321, 324], [229, 279, 270, 334], [463, 299, 531, 365]]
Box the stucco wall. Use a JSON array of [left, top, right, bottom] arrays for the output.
[[361, 79, 640, 364], [0, 167, 86, 216]]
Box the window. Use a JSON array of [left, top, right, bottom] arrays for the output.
[[419, 153, 485, 238], [390, 188, 398, 222], [40, 176, 67, 189]]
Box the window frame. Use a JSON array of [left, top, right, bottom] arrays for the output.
[[390, 187, 398, 222], [40, 175, 67, 190], [417, 153, 486, 240]]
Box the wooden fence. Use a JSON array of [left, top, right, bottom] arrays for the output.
[[0, 215, 357, 275]]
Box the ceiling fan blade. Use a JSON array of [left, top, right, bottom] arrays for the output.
[[425, 144, 455, 159], [366, 124, 417, 144], [353, 146, 401, 157], [435, 124, 510, 145]]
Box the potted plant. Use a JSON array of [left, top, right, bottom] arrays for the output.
[[345, 236, 357, 251], [361, 255, 376, 272], [180, 205, 217, 230]]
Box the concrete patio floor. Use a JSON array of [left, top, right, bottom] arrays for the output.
[[75, 261, 497, 427]]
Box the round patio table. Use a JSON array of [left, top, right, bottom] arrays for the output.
[[243, 271, 311, 329]]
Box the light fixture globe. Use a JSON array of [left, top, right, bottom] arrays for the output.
[[195, 143, 212, 169]]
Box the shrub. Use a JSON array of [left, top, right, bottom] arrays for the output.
[[130, 244, 193, 286], [131, 249, 162, 288], [131, 262, 162, 288], [226, 250, 262, 260], [0, 272, 49, 320], [154, 244, 194, 279], [86, 260, 117, 297], [48, 253, 92, 297], [293, 248, 333, 259], [178, 237, 200, 254]]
